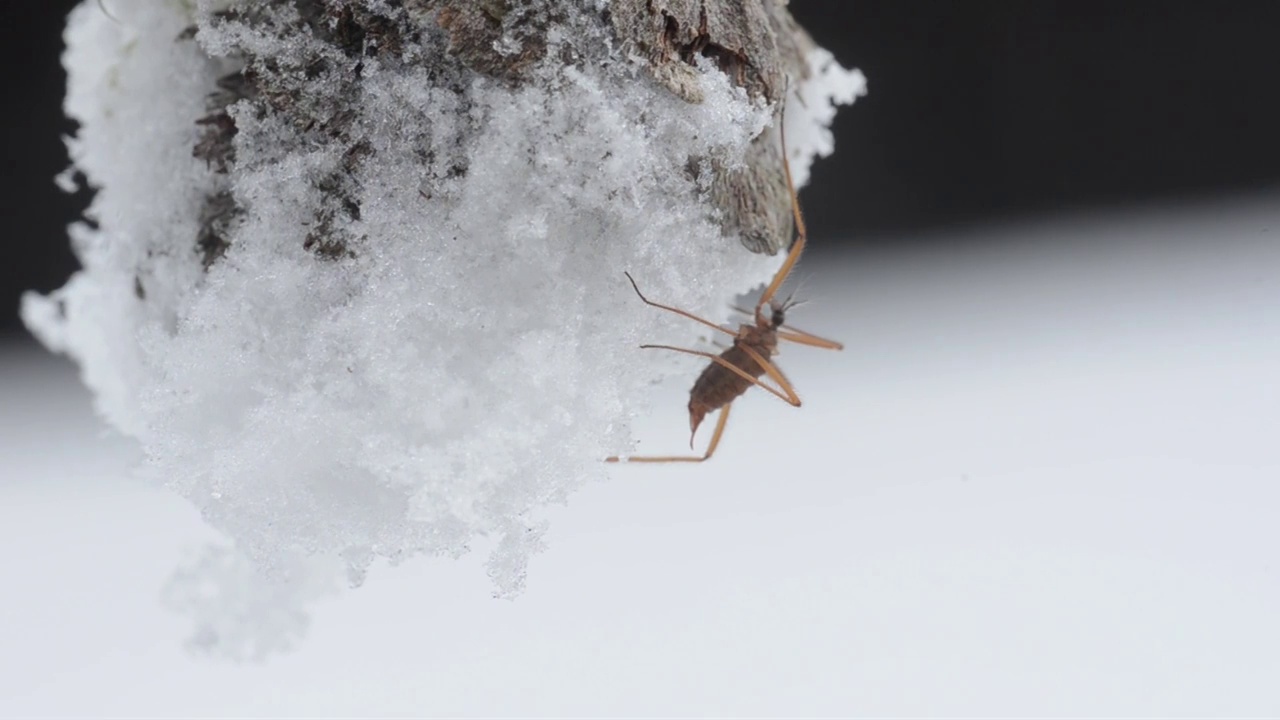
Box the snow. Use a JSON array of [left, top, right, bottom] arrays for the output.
[[4, 196, 1280, 714], [784, 48, 866, 188], [19, 0, 863, 657]]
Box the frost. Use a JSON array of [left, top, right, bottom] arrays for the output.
[[23, 0, 862, 658]]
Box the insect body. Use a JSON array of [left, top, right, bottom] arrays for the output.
[[688, 308, 782, 439], [607, 107, 843, 464]]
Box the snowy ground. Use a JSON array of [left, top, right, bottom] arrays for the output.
[[2, 196, 1279, 716]]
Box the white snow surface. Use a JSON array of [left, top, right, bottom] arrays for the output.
[[20, 0, 863, 657], [4, 197, 1280, 715]]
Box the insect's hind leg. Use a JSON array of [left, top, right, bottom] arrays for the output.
[[605, 404, 732, 464]]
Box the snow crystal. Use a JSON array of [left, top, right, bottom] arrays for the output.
[[22, 0, 862, 658], [784, 49, 868, 188]]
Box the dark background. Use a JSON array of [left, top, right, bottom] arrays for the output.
[[5, 1, 1280, 336]]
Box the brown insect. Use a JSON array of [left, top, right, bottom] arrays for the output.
[[606, 117, 843, 464]]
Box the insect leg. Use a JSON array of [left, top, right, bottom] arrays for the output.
[[736, 344, 802, 407], [756, 100, 808, 313], [605, 403, 732, 463], [776, 327, 844, 350], [737, 303, 841, 350]]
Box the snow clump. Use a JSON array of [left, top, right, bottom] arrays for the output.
[[23, 0, 864, 658]]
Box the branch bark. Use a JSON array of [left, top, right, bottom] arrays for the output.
[[191, 0, 820, 265]]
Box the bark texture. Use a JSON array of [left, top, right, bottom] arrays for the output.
[[608, 0, 816, 254], [190, 0, 817, 263]]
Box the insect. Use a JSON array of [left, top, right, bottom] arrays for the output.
[[606, 111, 843, 464]]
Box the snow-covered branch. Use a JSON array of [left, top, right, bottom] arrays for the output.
[[23, 0, 863, 658]]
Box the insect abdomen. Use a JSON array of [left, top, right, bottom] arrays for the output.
[[690, 343, 765, 410]]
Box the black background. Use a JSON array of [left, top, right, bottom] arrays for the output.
[[5, 1, 1280, 336]]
